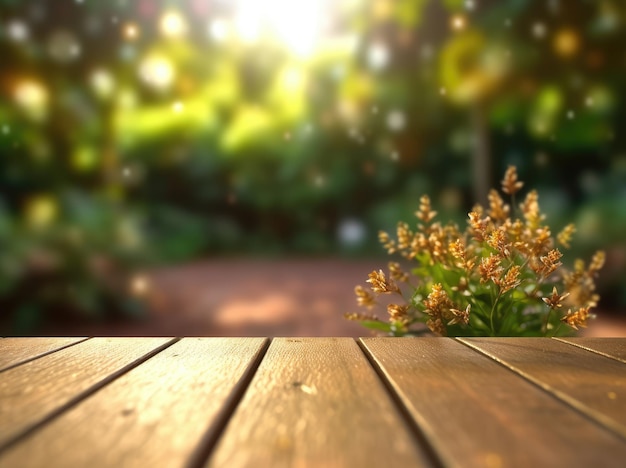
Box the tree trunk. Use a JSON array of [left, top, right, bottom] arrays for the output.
[[471, 102, 491, 206]]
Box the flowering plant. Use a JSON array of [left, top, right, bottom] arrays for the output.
[[347, 166, 605, 337]]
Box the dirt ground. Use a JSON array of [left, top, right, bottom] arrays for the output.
[[45, 257, 626, 338]]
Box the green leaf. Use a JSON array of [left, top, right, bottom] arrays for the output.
[[360, 320, 393, 333]]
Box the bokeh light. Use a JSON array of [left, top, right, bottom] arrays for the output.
[[13, 79, 49, 121], [553, 28, 580, 58], [89, 69, 115, 99], [139, 55, 175, 90], [47, 30, 82, 63], [123, 22, 140, 40], [25, 195, 58, 229], [6, 19, 29, 42], [160, 10, 187, 38], [451, 14, 467, 31]]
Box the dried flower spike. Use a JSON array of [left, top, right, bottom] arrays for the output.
[[468, 211, 490, 242], [488, 189, 510, 221], [379, 230, 396, 254], [496, 265, 521, 293], [415, 195, 437, 224], [479, 254, 503, 284], [448, 304, 471, 326], [542, 286, 570, 309], [366, 269, 400, 294], [589, 251, 606, 274], [388, 261, 409, 283], [387, 303, 410, 324], [501, 165, 524, 195], [561, 306, 591, 330], [557, 223, 576, 249], [355, 285, 377, 308]]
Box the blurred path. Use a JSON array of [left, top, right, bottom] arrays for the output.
[[46, 257, 626, 337], [143, 257, 382, 337]]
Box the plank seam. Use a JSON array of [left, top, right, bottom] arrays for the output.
[[356, 338, 447, 468], [0, 338, 92, 374], [552, 337, 626, 365], [0, 337, 181, 454], [184, 337, 272, 468], [455, 338, 626, 442]]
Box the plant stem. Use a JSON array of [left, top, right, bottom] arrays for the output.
[[489, 290, 502, 336], [551, 321, 564, 337], [543, 308, 553, 336]]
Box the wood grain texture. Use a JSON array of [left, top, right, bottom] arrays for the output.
[[557, 337, 626, 363], [459, 337, 626, 440], [0, 338, 87, 372], [207, 338, 432, 468], [0, 338, 268, 468], [362, 337, 626, 468], [0, 337, 174, 450]]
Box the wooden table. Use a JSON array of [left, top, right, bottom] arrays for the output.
[[1, 337, 625, 467]]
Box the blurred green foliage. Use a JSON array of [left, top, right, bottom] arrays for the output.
[[1, 0, 625, 333]]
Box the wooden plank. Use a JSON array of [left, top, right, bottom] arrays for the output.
[[0, 337, 175, 450], [461, 337, 626, 435], [460, 337, 626, 440], [207, 338, 432, 467], [362, 337, 626, 468], [0, 338, 268, 468], [557, 337, 626, 363], [0, 338, 88, 372]]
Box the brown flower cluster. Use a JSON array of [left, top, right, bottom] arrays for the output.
[[422, 283, 471, 336], [561, 306, 592, 330], [348, 166, 605, 337]]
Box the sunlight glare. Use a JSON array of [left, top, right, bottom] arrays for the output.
[[234, 0, 325, 56]]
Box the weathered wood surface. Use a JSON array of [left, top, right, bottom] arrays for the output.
[[0, 337, 625, 468], [362, 337, 626, 468], [0, 337, 175, 449], [557, 337, 626, 363], [0, 337, 87, 372], [208, 338, 432, 467], [0, 338, 268, 468], [459, 337, 626, 440]]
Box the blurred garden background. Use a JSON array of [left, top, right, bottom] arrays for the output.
[[1, 0, 625, 336]]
